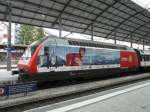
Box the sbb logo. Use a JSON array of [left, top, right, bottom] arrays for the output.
[[0, 88, 4, 96]]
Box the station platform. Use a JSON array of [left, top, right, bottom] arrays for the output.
[[25, 79, 150, 112], [0, 68, 18, 84]]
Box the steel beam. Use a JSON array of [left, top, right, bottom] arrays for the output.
[[128, 23, 148, 38], [130, 35, 133, 48], [114, 31, 116, 44], [134, 32, 149, 43], [7, 3, 12, 71], [91, 24, 93, 41], [1, 0, 150, 45], [59, 16, 62, 38], [105, 11, 143, 39], [3, 6, 9, 20], [143, 39, 145, 50], [0, 10, 138, 38], [118, 0, 150, 24], [82, 0, 119, 33], [1, 8, 150, 45], [0, 2, 149, 40], [2, 0, 148, 35], [52, 0, 72, 27]]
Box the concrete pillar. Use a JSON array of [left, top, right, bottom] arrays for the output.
[[143, 39, 145, 50], [7, 3, 12, 71], [130, 35, 133, 48], [59, 16, 62, 38], [114, 32, 116, 44]]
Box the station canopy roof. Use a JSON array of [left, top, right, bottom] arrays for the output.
[[0, 0, 150, 45]]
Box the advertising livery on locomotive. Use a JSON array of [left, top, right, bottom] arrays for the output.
[[17, 35, 150, 82]]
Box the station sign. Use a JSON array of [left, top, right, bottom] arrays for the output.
[[0, 82, 37, 96], [6, 82, 37, 96], [4, 47, 16, 51]]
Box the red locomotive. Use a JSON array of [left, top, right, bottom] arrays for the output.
[[16, 35, 150, 82]]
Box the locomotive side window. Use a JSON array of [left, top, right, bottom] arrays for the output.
[[142, 55, 150, 61], [52, 46, 67, 66], [37, 46, 49, 67], [22, 45, 36, 60]]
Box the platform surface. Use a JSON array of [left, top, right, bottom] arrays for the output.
[[0, 69, 18, 83], [25, 79, 150, 112]]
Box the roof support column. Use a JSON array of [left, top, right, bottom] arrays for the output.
[[143, 39, 145, 50], [59, 16, 62, 38], [130, 35, 133, 48], [114, 32, 116, 44], [91, 24, 93, 41], [7, 3, 12, 71]]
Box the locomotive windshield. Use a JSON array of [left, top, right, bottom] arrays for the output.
[[22, 45, 36, 59], [22, 37, 48, 59]]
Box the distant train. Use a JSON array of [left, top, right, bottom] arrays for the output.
[[16, 35, 150, 82]]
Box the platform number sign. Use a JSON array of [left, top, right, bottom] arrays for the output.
[[0, 82, 37, 97]]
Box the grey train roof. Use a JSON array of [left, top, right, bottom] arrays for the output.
[[65, 37, 128, 49], [45, 35, 129, 50]]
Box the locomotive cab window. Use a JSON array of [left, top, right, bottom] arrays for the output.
[[37, 46, 50, 67]]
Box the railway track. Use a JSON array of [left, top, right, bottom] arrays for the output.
[[0, 72, 150, 112]]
